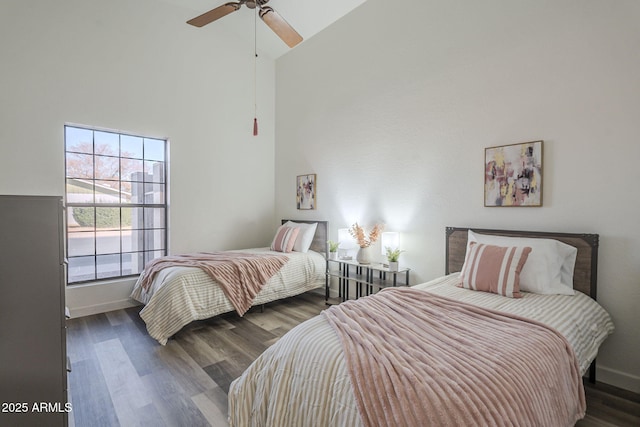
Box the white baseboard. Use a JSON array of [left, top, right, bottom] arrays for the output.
[[68, 299, 141, 319], [66, 277, 139, 318], [597, 365, 640, 394]]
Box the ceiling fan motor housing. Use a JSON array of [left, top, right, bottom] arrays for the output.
[[245, 0, 270, 9]]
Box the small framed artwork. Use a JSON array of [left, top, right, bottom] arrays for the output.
[[296, 174, 316, 210], [485, 140, 543, 207]]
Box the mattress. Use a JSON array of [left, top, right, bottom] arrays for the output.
[[130, 248, 326, 344]]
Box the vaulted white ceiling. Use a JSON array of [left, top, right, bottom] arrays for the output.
[[157, 0, 368, 59]]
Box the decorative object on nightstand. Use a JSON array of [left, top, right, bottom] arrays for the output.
[[349, 222, 384, 265], [337, 228, 355, 260], [382, 231, 402, 271], [356, 246, 372, 264], [381, 232, 399, 255], [327, 240, 339, 260], [385, 247, 405, 272]]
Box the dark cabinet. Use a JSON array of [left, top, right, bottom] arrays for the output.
[[0, 195, 68, 426]]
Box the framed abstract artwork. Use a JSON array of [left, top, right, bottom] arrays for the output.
[[484, 140, 543, 207], [296, 174, 316, 210]]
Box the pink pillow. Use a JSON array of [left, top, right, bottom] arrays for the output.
[[458, 242, 532, 298], [270, 226, 300, 253]]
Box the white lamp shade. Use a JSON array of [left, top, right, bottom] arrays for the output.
[[381, 232, 400, 255], [338, 228, 357, 249]]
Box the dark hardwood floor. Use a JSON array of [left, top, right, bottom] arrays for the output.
[[67, 291, 640, 427]]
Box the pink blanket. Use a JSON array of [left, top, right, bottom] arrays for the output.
[[139, 252, 288, 315], [323, 288, 585, 427]]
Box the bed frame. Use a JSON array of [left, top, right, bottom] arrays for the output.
[[281, 219, 329, 256], [445, 226, 600, 382]]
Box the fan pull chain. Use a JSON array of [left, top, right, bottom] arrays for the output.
[[253, 5, 259, 136]]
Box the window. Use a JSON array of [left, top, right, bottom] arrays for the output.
[[65, 125, 167, 284]]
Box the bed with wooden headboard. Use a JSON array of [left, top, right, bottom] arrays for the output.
[[130, 219, 328, 344], [445, 226, 603, 382], [228, 225, 615, 426]]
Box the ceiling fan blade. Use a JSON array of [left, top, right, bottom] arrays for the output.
[[187, 2, 242, 27], [259, 7, 303, 48]]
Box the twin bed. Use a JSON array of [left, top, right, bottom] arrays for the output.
[[228, 227, 614, 427], [130, 222, 614, 426], [130, 220, 328, 344]]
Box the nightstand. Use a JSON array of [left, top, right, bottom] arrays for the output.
[[326, 258, 410, 302]]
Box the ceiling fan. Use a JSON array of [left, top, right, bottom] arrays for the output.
[[187, 0, 303, 48]]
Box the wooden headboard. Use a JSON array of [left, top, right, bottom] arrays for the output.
[[445, 227, 599, 299], [281, 220, 329, 255]]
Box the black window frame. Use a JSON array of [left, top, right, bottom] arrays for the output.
[[64, 124, 168, 285]]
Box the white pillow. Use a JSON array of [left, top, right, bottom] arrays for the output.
[[284, 221, 318, 253], [467, 230, 577, 295]]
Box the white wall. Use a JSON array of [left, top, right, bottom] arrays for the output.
[[0, 0, 277, 316], [275, 0, 640, 392]]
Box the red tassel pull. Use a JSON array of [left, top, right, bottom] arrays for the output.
[[253, 118, 258, 136]]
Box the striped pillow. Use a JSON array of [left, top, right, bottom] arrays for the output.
[[458, 242, 532, 298], [270, 226, 300, 253]]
